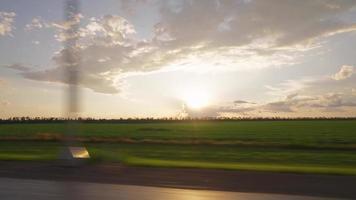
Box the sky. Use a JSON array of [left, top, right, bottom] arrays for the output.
[[0, 0, 356, 118]]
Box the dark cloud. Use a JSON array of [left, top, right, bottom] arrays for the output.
[[234, 100, 255, 104], [3, 63, 31, 72], [157, 0, 356, 48]]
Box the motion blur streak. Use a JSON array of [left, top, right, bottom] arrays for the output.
[[61, 0, 86, 198], [64, 0, 80, 118]]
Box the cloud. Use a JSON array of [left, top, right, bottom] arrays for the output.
[[25, 17, 49, 31], [18, 1, 356, 94], [22, 14, 206, 94], [156, 0, 356, 48], [21, 15, 141, 93], [263, 101, 295, 113], [264, 64, 356, 99], [184, 63, 356, 117], [265, 78, 314, 97], [23, 45, 135, 93], [23, 64, 122, 94], [178, 99, 260, 118], [25, 14, 83, 42], [182, 91, 356, 118], [332, 65, 354, 80], [262, 92, 356, 113], [182, 104, 257, 118], [53, 13, 83, 42], [234, 100, 256, 104], [0, 11, 15, 36], [33, 14, 136, 43], [3, 63, 31, 72], [81, 15, 136, 45], [260, 65, 356, 113], [150, 0, 356, 73]]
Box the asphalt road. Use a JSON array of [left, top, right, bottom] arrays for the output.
[[0, 177, 340, 200], [1, 161, 356, 199]]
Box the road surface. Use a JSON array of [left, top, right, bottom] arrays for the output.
[[0, 177, 340, 200], [1, 161, 356, 199]]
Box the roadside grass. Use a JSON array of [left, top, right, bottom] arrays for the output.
[[123, 157, 356, 176], [89, 143, 356, 175], [1, 141, 356, 176], [0, 142, 59, 161]]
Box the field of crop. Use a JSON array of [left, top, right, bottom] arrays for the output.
[[1, 120, 356, 175]]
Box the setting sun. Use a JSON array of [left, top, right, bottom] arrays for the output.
[[182, 89, 211, 109]]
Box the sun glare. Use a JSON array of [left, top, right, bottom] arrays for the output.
[[182, 89, 211, 109]]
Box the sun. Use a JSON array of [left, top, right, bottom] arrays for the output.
[[182, 89, 211, 109]]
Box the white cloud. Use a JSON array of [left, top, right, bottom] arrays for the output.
[[25, 17, 49, 31], [52, 13, 83, 42], [25, 14, 83, 42], [31, 14, 137, 43], [0, 11, 15, 36], [332, 65, 354, 80], [81, 15, 136, 45]]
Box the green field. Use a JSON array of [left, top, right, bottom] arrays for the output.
[[1, 120, 356, 175]]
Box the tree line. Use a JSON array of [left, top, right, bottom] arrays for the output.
[[0, 116, 355, 124]]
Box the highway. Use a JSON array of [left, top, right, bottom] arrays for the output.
[[1, 161, 356, 199], [0, 177, 339, 200]]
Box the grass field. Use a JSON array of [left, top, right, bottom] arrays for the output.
[[1, 120, 356, 175]]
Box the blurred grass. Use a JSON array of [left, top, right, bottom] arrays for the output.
[[1, 120, 356, 149], [1, 120, 356, 175], [0, 141, 59, 161], [124, 157, 356, 175], [1, 141, 356, 175]]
